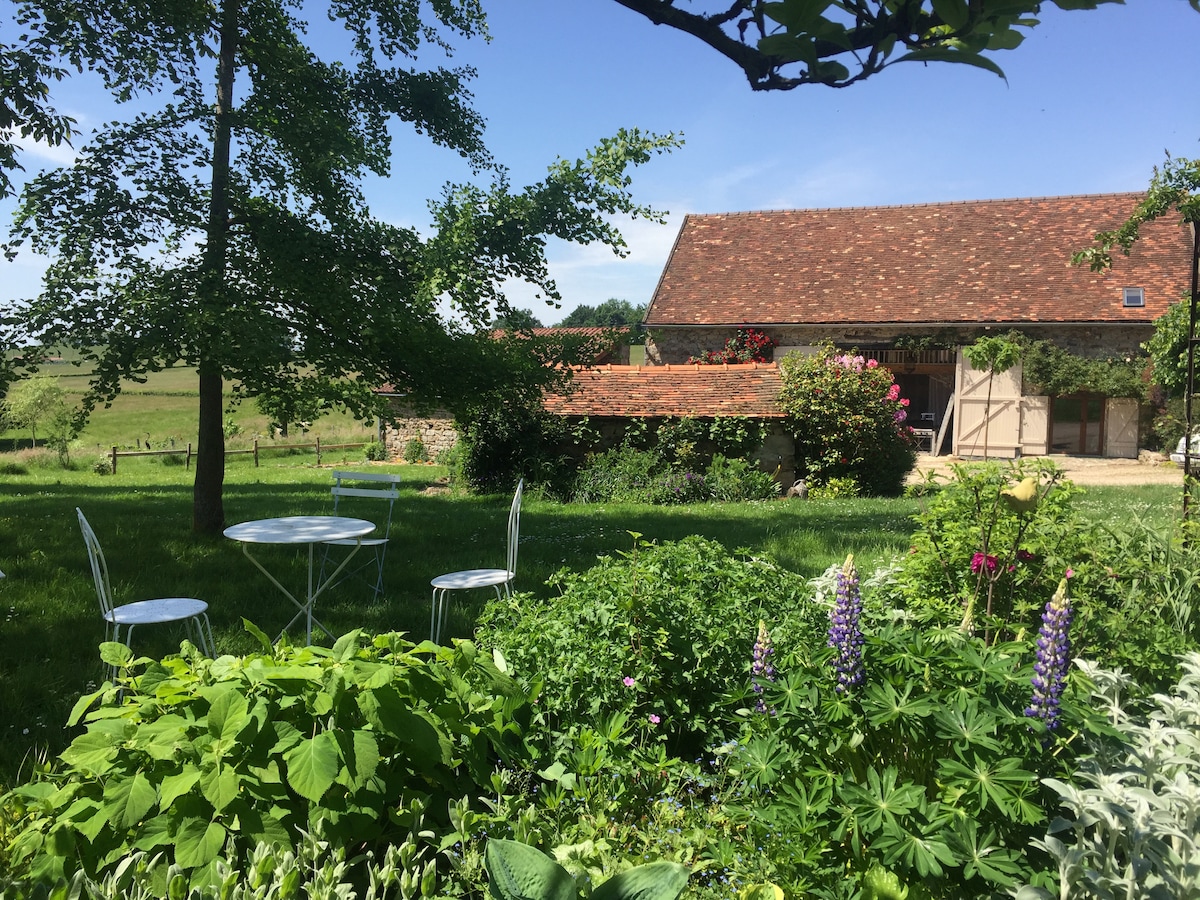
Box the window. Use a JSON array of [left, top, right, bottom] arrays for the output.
[[1123, 287, 1145, 307]]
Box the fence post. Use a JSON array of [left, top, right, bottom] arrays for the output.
[[316, 436, 321, 465], [186, 442, 192, 469], [254, 438, 259, 467], [111, 446, 117, 475]]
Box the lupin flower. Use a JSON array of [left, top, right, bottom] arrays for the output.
[[1026, 578, 1073, 731], [828, 554, 865, 693], [751, 619, 776, 714]]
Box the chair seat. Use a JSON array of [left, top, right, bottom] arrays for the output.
[[324, 537, 388, 548], [107, 597, 209, 626], [431, 568, 514, 591]]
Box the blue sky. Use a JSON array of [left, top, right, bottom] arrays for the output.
[[3, 0, 1199, 324]]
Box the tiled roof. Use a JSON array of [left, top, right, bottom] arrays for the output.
[[645, 193, 1194, 326], [489, 326, 630, 339], [544, 364, 784, 417]]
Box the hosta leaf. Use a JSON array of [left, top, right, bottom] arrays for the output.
[[283, 731, 339, 803], [592, 861, 691, 900], [103, 771, 157, 829], [486, 839, 576, 900], [174, 818, 226, 869]]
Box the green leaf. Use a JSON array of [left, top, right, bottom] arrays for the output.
[[199, 763, 241, 812], [283, 731, 340, 803], [60, 731, 118, 774], [931, 0, 971, 30], [592, 862, 691, 900], [485, 839, 576, 900], [174, 818, 226, 869], [102, 771, 157, 829], [158, 769, 201, 809], [207, 688, 250, 743], [896, 47, 1007, 79], [332, 629, 362, 660], [99, 642, 134, 669], [242, 617, 273, 652], [761, 0, 835, 32]]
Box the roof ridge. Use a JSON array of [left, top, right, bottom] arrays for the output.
[[687, 191, 1148, 218]]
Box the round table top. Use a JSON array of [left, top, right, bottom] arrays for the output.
[[223, 515, 376, 544]]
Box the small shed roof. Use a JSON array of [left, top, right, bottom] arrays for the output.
[[544, 364, 784, 418]]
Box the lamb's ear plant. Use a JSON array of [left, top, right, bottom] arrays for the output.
[[1013, 654, 1200, 900], [484, 838, 690, 900]]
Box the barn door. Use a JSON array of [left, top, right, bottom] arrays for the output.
[[955, 351, 1023, 458]]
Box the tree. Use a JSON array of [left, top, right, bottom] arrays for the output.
[[612, 0, 1177, 90], [3, 1, 678, 534], [1143, 300, 1191, 398], [962, 334, 1023, 460], [1074, 154, 1200, 517], [557, 298, 646, 328], [0, 37, 75, 199], [1, 373, 74, 453], [492, 308, 544, 331]]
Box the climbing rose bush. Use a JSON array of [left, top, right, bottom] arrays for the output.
[[778, 345, 918, 495]]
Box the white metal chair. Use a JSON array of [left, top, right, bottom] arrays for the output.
[[77, 508, 214, 675], [430, 479, 523, 644], [318, 470, 402, 602]]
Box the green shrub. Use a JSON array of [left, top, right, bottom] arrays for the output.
[[456, 401, 572, 496], [705, 455, 779, 502], [362, 439, 388, 462], [476, 536, 825, 760], [644, 469, 708, 504], [723, 614, 1110, 898], [778, 345, 917, 496], [571, 447, 662, 503], [0, 627, 536, 889], [807, 475, 860, 499], [402, 436, 427, 464]]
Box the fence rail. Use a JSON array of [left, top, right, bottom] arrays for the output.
[[109, 438, 370, 474]]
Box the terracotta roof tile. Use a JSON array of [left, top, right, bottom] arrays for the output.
[[645, 193, 1194, 326], [544, 364, 784, 417]]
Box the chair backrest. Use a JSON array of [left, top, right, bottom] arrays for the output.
[[506, 479, 523, 576], [77, 508, 115, 618], [330, 470, 402, 537]]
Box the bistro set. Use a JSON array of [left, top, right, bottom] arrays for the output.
[[77, 471, 523, 669]]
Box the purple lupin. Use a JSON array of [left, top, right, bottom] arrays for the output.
[[752, 619, 776, 714], [1026, 578, 1073, 731], [828, 554, 864, 694]]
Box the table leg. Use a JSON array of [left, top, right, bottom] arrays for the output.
[[240, 540, 363, 645], [278, 538, 365, 644]]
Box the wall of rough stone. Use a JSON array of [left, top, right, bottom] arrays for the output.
[[644, 324, 1153, 366], [382, 403, 458, 461]]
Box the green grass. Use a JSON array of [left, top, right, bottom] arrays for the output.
[[1, 361, 378, 453], [0, 454, 1185, 787]]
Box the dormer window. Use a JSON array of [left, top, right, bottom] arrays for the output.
[[1123, 287, 1145, 307]]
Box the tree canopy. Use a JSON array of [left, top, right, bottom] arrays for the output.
[[556, 298, 646, 328], [1, 0, 677, 533], [613, 0, 1197, 90]]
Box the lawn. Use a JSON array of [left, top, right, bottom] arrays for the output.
[[0, 453, 1182, 787]]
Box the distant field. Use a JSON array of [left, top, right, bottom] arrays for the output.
[[2, 360, 378, 451]]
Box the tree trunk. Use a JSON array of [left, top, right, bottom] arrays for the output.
[[192, 0, 238, 535]]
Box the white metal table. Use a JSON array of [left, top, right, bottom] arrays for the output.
[[224, 516, 375, 645]]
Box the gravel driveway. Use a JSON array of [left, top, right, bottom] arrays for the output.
[[909, 453, 1185, 487]]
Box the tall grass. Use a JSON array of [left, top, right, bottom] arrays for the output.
[[0, 455, 1184, 786]]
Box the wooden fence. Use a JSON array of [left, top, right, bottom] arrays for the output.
[[109, 438, 369, 474]]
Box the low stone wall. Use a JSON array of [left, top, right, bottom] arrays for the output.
[[383, 405, 458, 461]]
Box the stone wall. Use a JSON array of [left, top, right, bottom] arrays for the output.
[[382, 403, 458, 461], [644, 324, 1154, 367]]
